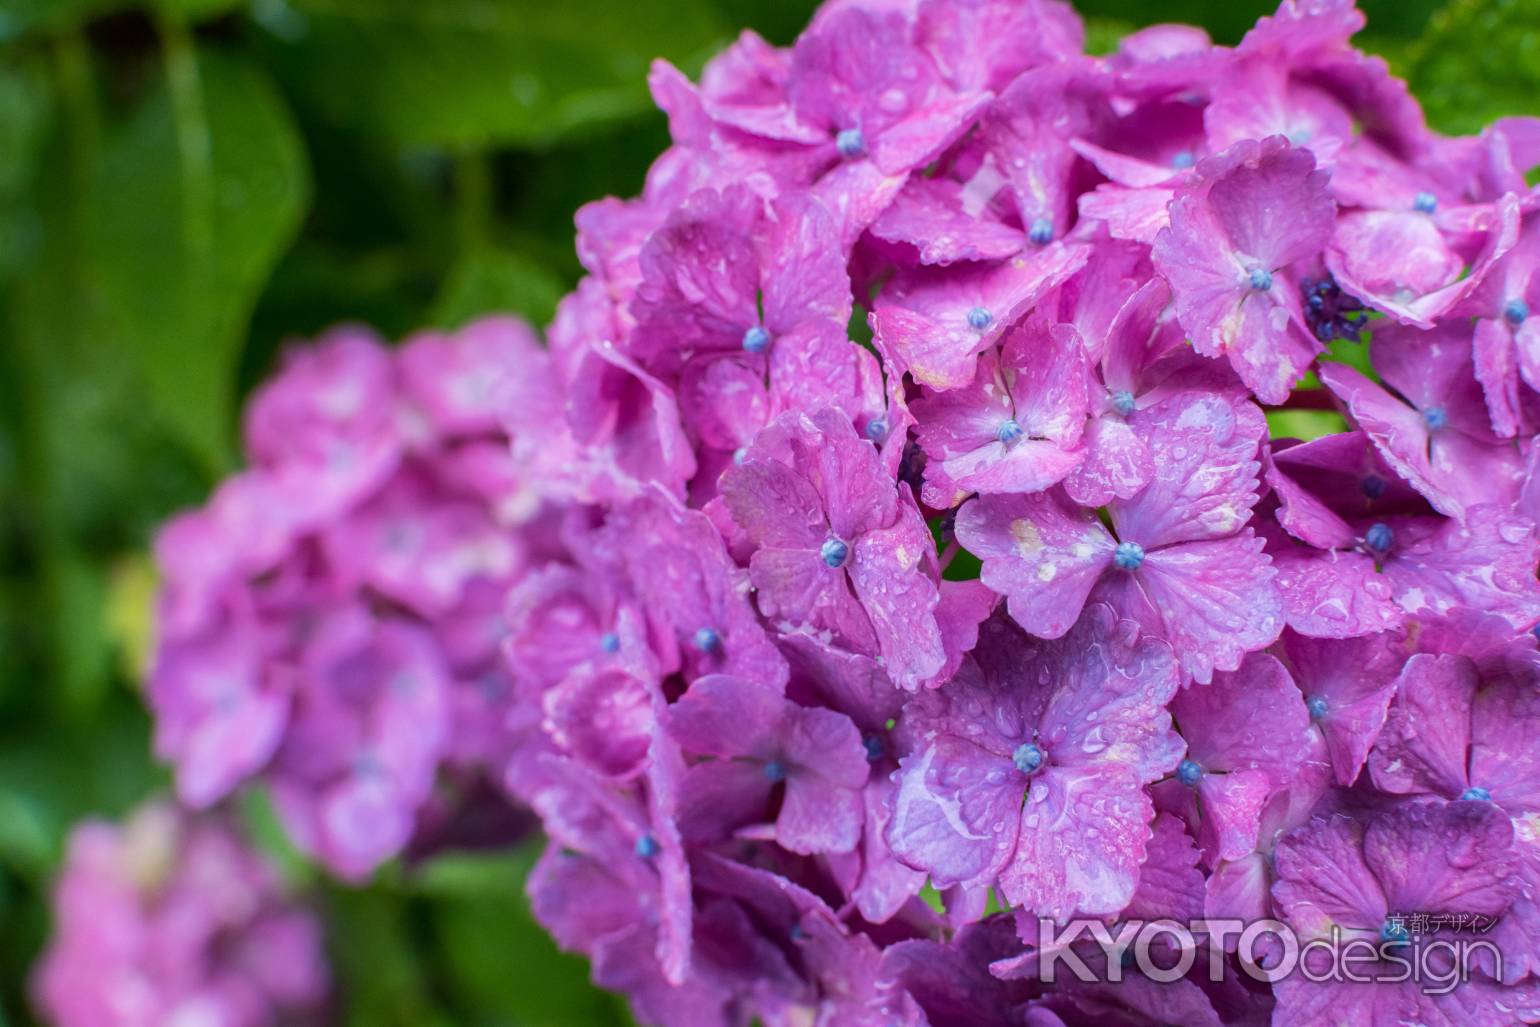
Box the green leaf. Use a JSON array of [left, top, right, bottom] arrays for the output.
[[1409, 0, 1540, 135], [0, 0, 122, 42], [0, 709, 162, 879], [1266, 408, 1349, 441], [421, 846, 632, 1027], [257, 0, 730, 149], [325, 886, 456, 1027], [0, 0, 242, 43], [0, 53, 49, 273], [430, 246, 565, 330], [83, 46, 310, 472], [1083, 17, 1137, 55]]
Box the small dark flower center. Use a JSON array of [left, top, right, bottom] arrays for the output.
[[820, 537, 850, 568], [1113, 541, 1145, 571], [694, 626, 722, 653], [1013, 742, 1045, 774]]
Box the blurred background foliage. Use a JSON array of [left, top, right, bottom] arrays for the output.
[[0, 0, 1531, 1022]]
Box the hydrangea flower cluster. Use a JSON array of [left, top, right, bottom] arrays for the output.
[[53, 0, 1540, 1025], [149, 319, 537, 879], [34, 802, 328, 1027]]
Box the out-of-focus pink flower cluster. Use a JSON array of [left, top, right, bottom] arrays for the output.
[[148, 319, 540, 879], [44, 0, 1540, 1024], [34, 803, 328, 1027]]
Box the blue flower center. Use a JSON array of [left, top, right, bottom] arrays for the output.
[[635, 833, 660, 858], [1306, 695, 1328, 721], [1111, 390, 1136, 416], [1113, 540, 1145, 571], [865, 417, 888, 441], [1413, 191, 1438, 214], [1177, 758, 1202, 786], [1361, 474, 1387, 499], [966, 306, 993, 330], [693, 626, 722, 653], [1028, 218, 1054, 245], [1013, 742, 1045, 774], [763, 759, 787, 782], [996, 418, 1024, 444], [742, 325, 771, 353], [1421, 406, 1448, 430], [835, 128, 865, 158], [1249, 267, 1274, 291], [599, 631, 620, 654], [1364, 522, 1393, 554], [863, 735, 885, 761], [1171, 149, 1195, 169], [1462, 786, 1492, 802], [1504, 298, 1530, 326], [1380, 919, 1410, 945], [820, 537, 850, 568]]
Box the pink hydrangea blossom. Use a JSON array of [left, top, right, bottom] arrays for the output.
[[93, 0, 1540, 1022], [33, 803, 327, 1027]]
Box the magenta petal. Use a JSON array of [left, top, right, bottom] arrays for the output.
[[1270, 543, 1404, 638], [1368, 654, 1476, 799], [1380, 504, 1540, 629], [1113, 393, 1266, 549], [1062, 414, 1154, 507], [1191, 769, 1273, 864], [955, 490, 1115, 639], [663, 674, 783, 761], [886, 734, 1021, 890], [848, 511, 946, 690], [872, 246, 1090, 388], [869, 176, 1027, 265], [1283, 631, 1400, 786], [1365, 800, 1518, 916], [1129, 533, 1283, 684], [1152, 137, 1333, 402], [1274, 814, 1386, 939]]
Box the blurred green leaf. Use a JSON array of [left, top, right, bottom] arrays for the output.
[[326, 886, 456, 1027], [421, 846, 632, 1027], [0, 54, 49, 272], [0, 0, 122, 42], [430, 247, 565, 329], [1266, 408, 1349, 441], [1409, 0, 1540, 135], [0, 708, 162, 878], [0, 0, 242, 43], [1083, 16, 1137, 55], [257, 0, 730, 149], [46, 547, 113, 717], [84, 45, 310, 471]]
